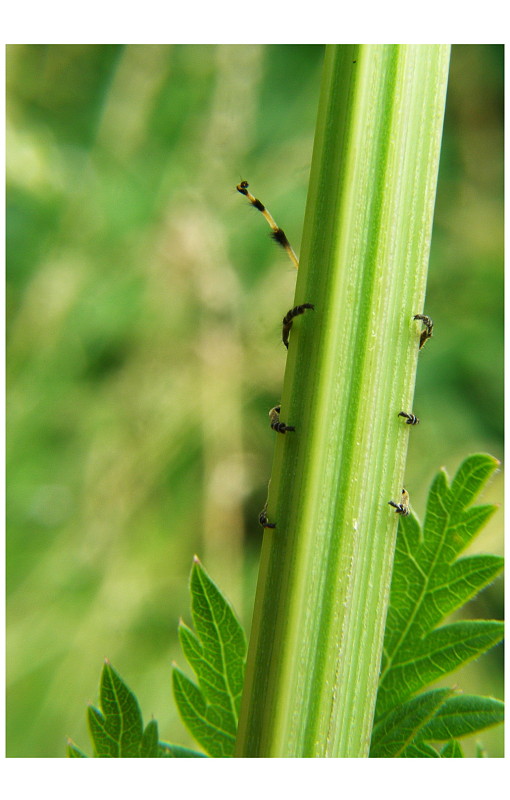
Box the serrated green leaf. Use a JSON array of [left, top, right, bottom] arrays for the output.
[[87, 706, 114, 756], [418, 694, 504, 741], [87, 661, 144, 757], [403, 742, 440, 757], [371, 691, 503, 758], [73, 660, 198, 758], [431, 554, 505, 626], [379, 620, 504, 713], [375, 454, 502, 721], [440, 740, 464, 757], [66, 740, 88, 757], [370, 688, 453, 757], [172, 557, 247, 757], [158, 743, 208, 757], [140, 719, 159, 757], [178, 623, 239, 727], [172, 666, 236, 757], [449, 455, 498, 510], [189, 557, 247, 714]]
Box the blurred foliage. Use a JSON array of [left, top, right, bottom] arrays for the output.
[[6, 44, 503, 757]]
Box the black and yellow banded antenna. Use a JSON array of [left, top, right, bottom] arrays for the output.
[[236, 180, 299, 270]]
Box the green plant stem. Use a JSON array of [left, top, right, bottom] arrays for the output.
[[235, 45, 451, 758]]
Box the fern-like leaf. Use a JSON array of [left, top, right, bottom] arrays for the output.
[[371, 689, 503, 758], [370, 454, 503, 757], [87, 660, 144, 757], [440, 740, 464, 757], [66, 740, 88, 757], [68, 660, 206, 757], [172, 556, 247, 757], [370, 688, 454, 757], [375, 454, 503, 721]]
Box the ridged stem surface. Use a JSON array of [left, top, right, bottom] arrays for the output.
[[235, 44, 451, 758]]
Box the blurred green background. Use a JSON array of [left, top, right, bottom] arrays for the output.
[[6, 45, 503, 758]]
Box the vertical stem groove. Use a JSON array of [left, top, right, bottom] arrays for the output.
[[236, 44, 451, 758]]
